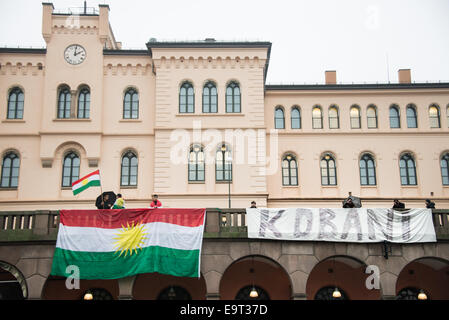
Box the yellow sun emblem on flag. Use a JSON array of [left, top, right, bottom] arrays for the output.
[[113, 222, 148, 258]]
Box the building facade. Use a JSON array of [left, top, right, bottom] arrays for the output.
[[0, 3, 448, 300]]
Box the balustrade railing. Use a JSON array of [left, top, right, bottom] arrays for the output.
[[0, 208, 448, 241]]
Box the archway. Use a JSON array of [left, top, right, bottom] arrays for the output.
[[396, 257, 449, 300], [0, 261, 27, 300], [306, 255, 381, 300], [132, 273, 207, 300], [219, 255, 292, 300], [41, 276, 119, 300]]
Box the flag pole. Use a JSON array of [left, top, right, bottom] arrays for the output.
[[98, 170, 104, 207]]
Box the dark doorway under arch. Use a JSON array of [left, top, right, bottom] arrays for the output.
[[314, 286, 348, 300], [396, 257, 449, 300], [157, 286, 192, 300], [219, 255, 292, 300], [235, 285, 270, 300], [0, 261, 27, 300], [306, 255, 381, 300]]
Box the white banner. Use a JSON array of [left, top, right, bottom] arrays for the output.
[[247, 208, 436, 243]]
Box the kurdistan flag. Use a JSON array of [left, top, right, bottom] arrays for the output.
[[51, 208, 206, 279], [72, 170, 101, 195]]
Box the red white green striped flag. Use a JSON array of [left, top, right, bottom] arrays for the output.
[[50, 208, 206, 279], [71, 170, 101, 195]]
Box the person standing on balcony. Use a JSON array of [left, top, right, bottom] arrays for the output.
[[250, 201, 257, 208], [392, 199, 405, 209], [150, 194, 162, 208], [425, 199, 436, 209], [112, 194, 125, 209]]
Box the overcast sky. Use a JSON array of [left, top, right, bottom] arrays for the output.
[[1, 0, 448, 84]]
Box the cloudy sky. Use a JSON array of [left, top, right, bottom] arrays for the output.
[[1, 0, 448, 84]]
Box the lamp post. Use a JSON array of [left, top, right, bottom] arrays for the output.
[[221, 144, 231, 208]]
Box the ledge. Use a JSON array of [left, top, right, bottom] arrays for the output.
[[119, 119, 142, 123], [52, 118, 91, 122], [175, 113, 244, 117], [2, 120, 25, 123]]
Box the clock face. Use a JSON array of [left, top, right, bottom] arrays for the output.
[[64, 44, 86, 65]]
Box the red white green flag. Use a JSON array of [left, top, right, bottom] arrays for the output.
[[71, 170, 101, 195], [50, 208, 206, 279]]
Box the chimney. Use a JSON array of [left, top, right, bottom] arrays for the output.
[[42, 3, 54, 43], [398, 69, 411, 84], [325, 70, 337, 85], [99, 4, 110, 41]]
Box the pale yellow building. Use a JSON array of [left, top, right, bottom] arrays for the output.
[[1, 3, 448, 211]]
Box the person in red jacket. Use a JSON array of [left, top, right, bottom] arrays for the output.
[[150, 194, 162, 208]]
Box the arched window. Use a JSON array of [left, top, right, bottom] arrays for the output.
[[62, 152, 80, 187], [216, 144, 232, 182], [57, 86, 71, 119], [406, 104, 417, 128], [121, 151, 138, 186], [1, 152, 20, 188], [447, 105, 449, 128], [123, 88, 139, 119], [315, 286, 348, 300], [291, 106, 301, 129], [441, 153, 449, 186], [360, 154, 376, 185], [282, 154, 298, 186], [399, 153, 417, 185], [81, 288, 113, 300], [77, 87, 90, 119], [389, 105, 400, 128], [312, 106, 323, 129], [367, 105, 378, 128], [179, 82, 194, 113], [429, 104, 441, 128], [7, 87, 24, 119], [350, 105, 361, 129], [328, 105, 339, 129], [274, 107, 285, 129], [202, 81, 217, 113], [157, 286, 192, 300], [235, 285, 270, 300], [321, 154, 337, 185], [188, 144, 205, 182], [226, 81, 241, 113]]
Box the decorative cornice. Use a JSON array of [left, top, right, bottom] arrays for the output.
[[103, 63, 152, 76], [146, 41, 272, 56], [265, 83, 449, 91], [0, 62, 45, 76], [153, 56, 266, 70], [52, 25, 98, 35]]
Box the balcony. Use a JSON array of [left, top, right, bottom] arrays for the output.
[[0, 209, 448, 242]]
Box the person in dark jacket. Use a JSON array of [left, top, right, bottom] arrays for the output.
[[425, 199, 435, 209], [392, 199, 405, 209], [343, 198, 355, 208]]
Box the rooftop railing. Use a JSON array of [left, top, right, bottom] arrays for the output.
[[0, 209, 448, 242], [52, 7, 99, 15]]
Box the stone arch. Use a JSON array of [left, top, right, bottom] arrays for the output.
[[53, 141, 87, 160], [219, 255, 293, 300], [395, 257, 449, 300], [132, 272, 207, 300], [0, 260, 28, 299], [306, 255, 382, 300]]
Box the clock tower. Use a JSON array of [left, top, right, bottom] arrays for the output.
[[39, 2, 121, 170]]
